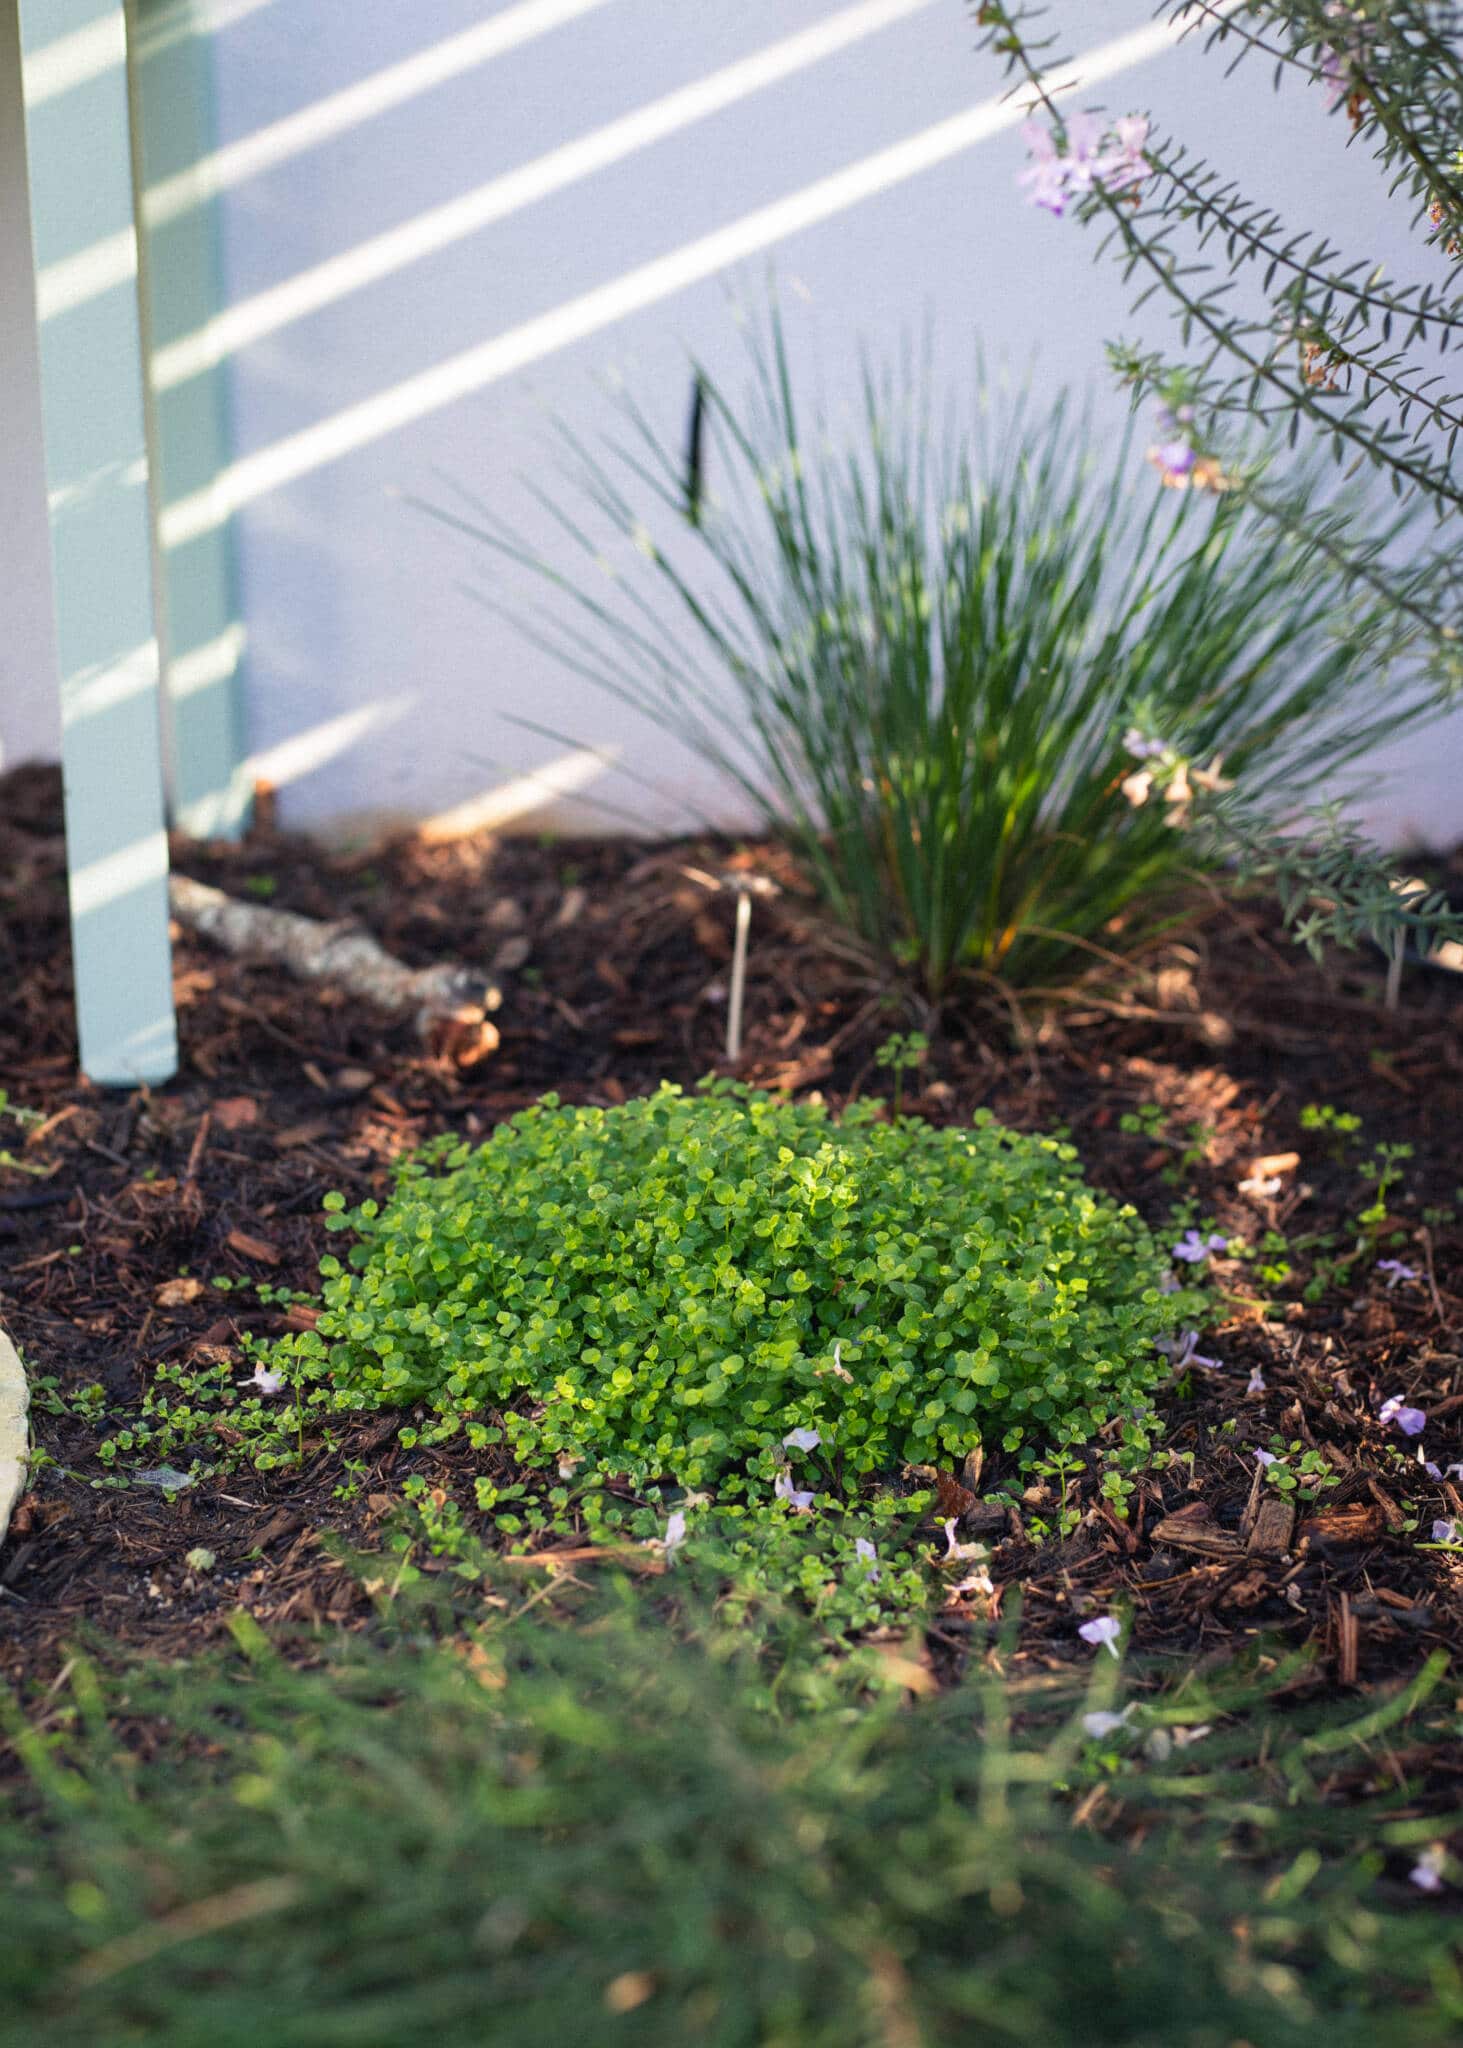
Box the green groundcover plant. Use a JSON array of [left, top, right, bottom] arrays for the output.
[[262, 1084, 1186, 1507], [416, 314, 1424, 994], [2, 1597, 1457, 2048]]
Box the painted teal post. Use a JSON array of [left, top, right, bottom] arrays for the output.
[[19, 0, 177, 1085], [131, 0, 251, 839]]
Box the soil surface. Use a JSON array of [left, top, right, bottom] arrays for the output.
[[3, 763, 1461, 1768]]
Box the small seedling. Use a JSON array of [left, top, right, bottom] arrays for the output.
[[875, 1032, 929, 1117]]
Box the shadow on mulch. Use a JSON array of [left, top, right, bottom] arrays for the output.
[[1, 762, 1460, 1746]]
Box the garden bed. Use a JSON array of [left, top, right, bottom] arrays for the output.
[[1, 759, 1461, 1716]]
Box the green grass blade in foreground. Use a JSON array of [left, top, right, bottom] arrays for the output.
[[2, 1600, 1458, 2048]]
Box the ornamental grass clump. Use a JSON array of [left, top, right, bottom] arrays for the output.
[[417, 310, 1419, 995], [268, 1084, 1184, 1501]]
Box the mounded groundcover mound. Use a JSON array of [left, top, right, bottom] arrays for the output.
[[268, 1083, 1187, 1501]]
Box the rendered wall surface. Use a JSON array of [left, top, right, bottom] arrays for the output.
[[6, 0, 1462, 844]]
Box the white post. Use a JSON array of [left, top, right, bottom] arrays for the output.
[[17, 0, 177, 1085]]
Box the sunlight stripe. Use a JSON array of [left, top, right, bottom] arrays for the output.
[[68, 831, 169, 919], [160, 12, 1198, 551], [150, 0, 939, 389], [168, 624, 248, 700], [61, 642, 160, 730], [20, 9, 126, 106], [143, 0, 623, 230], [35, 227, 137, 321]]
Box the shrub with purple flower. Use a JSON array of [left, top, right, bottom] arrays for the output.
[[1019, 112, 1151, 218]]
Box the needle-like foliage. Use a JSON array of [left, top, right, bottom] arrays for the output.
[[974, 1, 1463, 960], [2, 1601, 1457, 2048]]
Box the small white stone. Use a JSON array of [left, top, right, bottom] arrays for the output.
[[0, 1326, 31, 1551]]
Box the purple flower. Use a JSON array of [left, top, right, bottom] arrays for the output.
[[1018, 120, 1073, 215], [774, 1470, 815, 1513], [1153, 439, 1197, 478], [1247, 1366, 1267, 1395], [1379, 1396, 1427, 1438], [1172, 1229, 1227, 1264], [782, 1426, 822, 1454], [1318, 7, 1368, 112], [1019, 111, 1151, 217], [942, 1517, 985, 1564], [1123, 727, 1168, 761], [1376, 1259, 1418, 1290], [855, 1536, 881, 1583], [1156, 1329, 1221, 1372], [1255, 1450, 1279, 1468], [1100, 113, 1152, 192], [1410, 1846, 1447, 1894], [239, 1363, 285, 1396], [1078, 1614, 1122, 1658], [1431, 1519, 1458, 1544]]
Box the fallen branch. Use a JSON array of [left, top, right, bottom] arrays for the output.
[[168, 874, 501, 1064]]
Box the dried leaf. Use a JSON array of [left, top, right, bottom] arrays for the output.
[[904, 1463, 978, 1523], [1247, 1150, 1300, 1179], [154, 1277, 205, 1308], [1151, 1504, 1240, 1557], [213, 1096, 260, 1132], [603, 1973, 657, 2015], [871, 1633, 939, 1696]]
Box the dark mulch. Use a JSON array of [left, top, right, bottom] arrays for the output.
[[2, 762, 1461, 1732]]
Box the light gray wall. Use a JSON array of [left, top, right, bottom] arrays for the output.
[[8, 0, 1463, 844], [0, 0, 60, 773]]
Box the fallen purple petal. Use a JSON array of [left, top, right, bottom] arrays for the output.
[[239, 1363, 286, 1396], [1078, 1614, 1122, 1657], [1379, 1396, 1427, 1438], [1172, 1229, 1227, 1265], [1156, 1328, 1220, 1372], [774, 1470, 815, 1512]]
